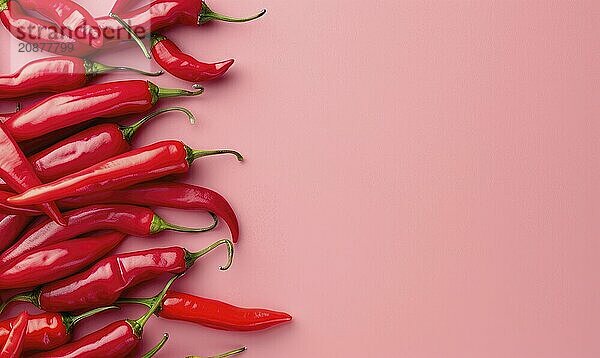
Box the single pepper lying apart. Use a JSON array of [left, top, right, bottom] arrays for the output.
[[0, 204, 218, 268], [3, 80, 203, 142], [0, 307, 115, 353], [7, 140, 243, 206], [0, 311, 27, 358], [151, 33, 234, 83], [2, 239, 233, 313], [0, 56, 163, 99], [29, 275, 179, 358], [119, 291, 292, 331]]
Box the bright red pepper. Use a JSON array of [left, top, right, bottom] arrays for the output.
[[4, 240, 232, 313], [16, 0, 102, 48], [0, 311, 27, 358], [151, 33, 234, 83], [97, 0, 266, 47], [120, 291, 292, 331], [8, 140, 243, 206], [29, 275, 179, 358], [0, 214, 30, 252], [0, 0, 95, 57], [0, 122, 65, 226], [0, 56, 162, 99], [0, 182, 237, 242], [0, 204, 217, 269], [0, 307, 115, 354], [17, 121, 103, 157], [3, 80, 203, 142], [0, 231, 126, 289]]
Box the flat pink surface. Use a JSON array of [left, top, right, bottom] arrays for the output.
[[1, 0, 599, 357]]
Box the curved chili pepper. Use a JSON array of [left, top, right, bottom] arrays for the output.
[[18, 120, 103, 157], [0, 56, 163, 99], [0, 204, 218, 268], [0, 231, 127, 289], [2, 182, 239, 242], [0, 214, 30, 252], [0, 122, 65, 226], [16, 0, 102, 48], [7, 141, 243, 206], [29, 275, 180, 358], [151, 33, 234, 83], [0, 311, 27, 358], [119, 291, 292, 331], [4, 239, 233, 313], [0, 0, 95, 57], [97, 0, 266, 48], [4, 80, 203, 142], [0, 307, 116, 354]]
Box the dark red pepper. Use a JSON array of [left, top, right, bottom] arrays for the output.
[[0, 307, 115, 354], [0, 56, 163, 99], [0, 214, 30, 252], [8, 140, 243, 206], [0, 204, 218, 269], [151, 33, 234, 83], [119, 291, 292, 331], [29, 275, 179, 358], [0, 231, 127, 289], [0, 122, 65, 226], [4, 239, 232, 312], [0, 311, 27, 358], [3, 80, 203, 142]]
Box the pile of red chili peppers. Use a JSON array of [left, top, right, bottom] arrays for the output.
[[0, 1, 289, 357]]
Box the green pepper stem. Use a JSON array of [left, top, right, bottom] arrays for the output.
[[133, 274, 182, 332], [185, 239, 235, 271], [187, 347, 248, 358], [86, 59, 163, 77], [63, 306, 118, 333], [198, 2, 266, 24], [186, 148, 244, 165], [116, 295, 155, 309], [109, 12, 152, 59], [150, 212, 218, 234], [142, 333, 169, 358], [120, 107, 195, 142], [158, 85, 204, 99], [0, 289, 40, 315]]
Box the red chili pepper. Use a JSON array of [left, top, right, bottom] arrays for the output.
[[120, 291, 292, 331], [4, 240, 233, 313], [0, 307, 115, 354], [3, 80, 203, 142], [0, 0, 95, 57], [29, 275, 180, 358], [0, 122, 65, 226], [0, 311, 27, 358], [0, 56, 163, 100], [0, 231, 126, 289], [15, 0, 102, 48], [97, 0, 265, 47], [151, 33, 234, 83], [1, 182, 239, 242], [0, 204, 217, 269], [8, 140, 243, 206], [0, 214, 30, 252], [17, 121, 103, 157]]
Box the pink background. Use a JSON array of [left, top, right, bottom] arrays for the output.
[[1, 0, 600, 356]]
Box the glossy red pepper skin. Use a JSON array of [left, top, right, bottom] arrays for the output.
[[18, 120, 102, 157], [4, 81, 152, 142], [0, 311, 27, 358], [32, 321, 138, 358], [151, 34, 234, 83], [0, 214, 30, 252], [0, 1, 94, 57], [8, 141, 242, 206], [16, 0, 102, 49], [0, 312, 67, 353], [37, 247, 190, 312], [0, 122, 65, 225], [0, 232, 126, 289], [0, 57, 162, 100]]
